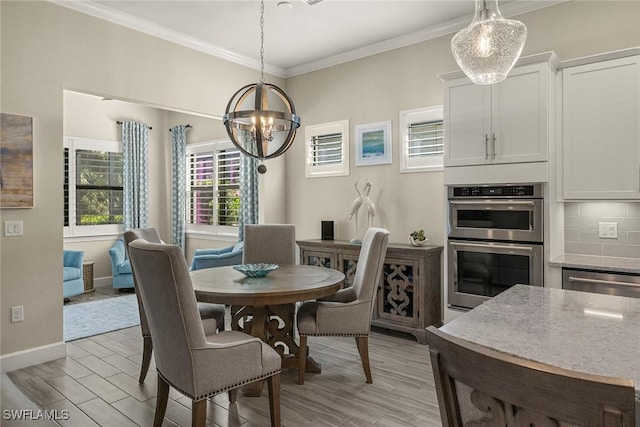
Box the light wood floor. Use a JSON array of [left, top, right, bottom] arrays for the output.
[[6, 326, 443, 426]]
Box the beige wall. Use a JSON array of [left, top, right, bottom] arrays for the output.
[[285, 0, 640, 246], [1, 0, 639, 360], [0, 1, 284, 356]]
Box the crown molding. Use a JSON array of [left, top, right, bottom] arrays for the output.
[[285, 0, 570, 77], [52, 0, 570, 79], [52, 0, 287, 78]]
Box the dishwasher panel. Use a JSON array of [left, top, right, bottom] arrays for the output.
[[562, 268, 640, 299]]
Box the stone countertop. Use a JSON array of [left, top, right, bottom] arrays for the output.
[[550, 254, 640, 274], [441, 285, 640, 404]]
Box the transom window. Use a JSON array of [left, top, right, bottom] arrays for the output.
[[399, 106, 444, 173], [305, 120, 350, 178]]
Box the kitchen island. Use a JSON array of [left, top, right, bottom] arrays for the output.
[[440, 285, 640, 421]]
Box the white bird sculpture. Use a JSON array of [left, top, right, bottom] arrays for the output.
[[363, 181, 376, 229], [349, 181, 363, 242]]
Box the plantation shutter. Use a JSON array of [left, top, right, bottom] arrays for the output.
[[310, 132, 343, 166], [408, 120, 444, 158], [216, 149, 241, 226], [188, 152, 215, 225]]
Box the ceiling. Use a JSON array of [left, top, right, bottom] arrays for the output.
[[57, 0, 565, 78]]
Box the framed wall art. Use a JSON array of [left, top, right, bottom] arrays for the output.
[[1, 113, 34, 208], [355, 120, 392, 167]]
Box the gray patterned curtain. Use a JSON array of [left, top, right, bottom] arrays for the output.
[[239, 155, 258, 241], [121, 121, 149, 230], [170, 125, 187, 249]]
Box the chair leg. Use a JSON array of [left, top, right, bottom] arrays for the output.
[[267, 374, 281, 427], [298, 335, 308, 385], [192, 399, 207, 427], [228, 388, 237, 404], [139, 336, 153, 383], [153, 374, 169, 427], [355, 336, 372, 384]]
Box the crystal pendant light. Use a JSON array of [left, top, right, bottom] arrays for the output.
[[224, 0, 300, 159], [451, 0, 527, 85]]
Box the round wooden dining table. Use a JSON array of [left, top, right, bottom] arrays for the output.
[[190, 264, 345, 395]]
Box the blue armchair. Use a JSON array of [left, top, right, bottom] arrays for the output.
[[109, 239, 134, 289], [63, 250, 84, 299], [189, 241, 244, 271]]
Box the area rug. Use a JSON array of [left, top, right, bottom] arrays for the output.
[[64, 294, 140, 342]]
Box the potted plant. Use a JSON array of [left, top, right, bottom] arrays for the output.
[[409, 229, 428, 246]]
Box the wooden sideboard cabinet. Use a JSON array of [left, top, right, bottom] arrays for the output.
[[297, 239, 443, 344]]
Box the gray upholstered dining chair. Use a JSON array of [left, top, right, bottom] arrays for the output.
[[243, 224, 296, 265], [123, 227, 226, 383], [425, 325, 635, 427], [241, 223, 297, 337], [128, 239, 282, 427], [296, 227, 389, 385]]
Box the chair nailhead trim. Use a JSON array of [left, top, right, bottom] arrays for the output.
[[158, 369, 282, 402]]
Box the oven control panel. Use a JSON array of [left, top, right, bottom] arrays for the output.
[[449, 184, 542, 198]]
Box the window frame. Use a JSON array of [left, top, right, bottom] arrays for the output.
[[64, 137, 124, 237], [305, 120, 350, 178], [399, 106, 444, 173], [185, 139, 240, 237]]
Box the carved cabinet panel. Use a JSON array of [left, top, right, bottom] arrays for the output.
[[297, 239, 443, 344]]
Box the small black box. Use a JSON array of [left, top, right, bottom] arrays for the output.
[[321, 221, 334, 240]]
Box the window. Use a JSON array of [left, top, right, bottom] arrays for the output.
[[399, 106, 444, 173], [305, 120, 349, 178], [64, 137, 124, 236], [186, 140, 240, 235]]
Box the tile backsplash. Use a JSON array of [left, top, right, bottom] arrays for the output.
[[565, 202, 640, 258]]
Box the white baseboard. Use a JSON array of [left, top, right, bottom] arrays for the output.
[[94, 276, 112, 288], [0, 342, 66, 372]]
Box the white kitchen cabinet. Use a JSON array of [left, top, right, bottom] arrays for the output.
[[443, 57, 554, 167], [562, 55, 640, 200]]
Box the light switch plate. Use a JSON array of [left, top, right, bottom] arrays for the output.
[[4, 221, 23, 237], [598, 222, 618, 239]]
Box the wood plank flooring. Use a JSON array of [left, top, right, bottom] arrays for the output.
[[6, 326, 443, 426]]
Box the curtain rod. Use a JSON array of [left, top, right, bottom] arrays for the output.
[[169, 124, 192, 132], [116, 121, 153, 130]]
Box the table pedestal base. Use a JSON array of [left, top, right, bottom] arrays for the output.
[[231, 304, 322, 396]]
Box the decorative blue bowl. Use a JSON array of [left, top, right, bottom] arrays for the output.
[[233, 263, 279, 278]]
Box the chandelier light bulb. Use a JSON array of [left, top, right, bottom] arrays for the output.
[[451, 0, 527, 85]]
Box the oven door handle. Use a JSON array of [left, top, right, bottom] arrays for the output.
[[449, 241, 534, 252], [568, 276, 640, 288], [449, 200, 536, 206]]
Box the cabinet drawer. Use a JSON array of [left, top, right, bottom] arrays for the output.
[[562, 268, 640, 299]]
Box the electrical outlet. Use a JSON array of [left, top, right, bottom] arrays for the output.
[[598, 222, 618, 239], [11, 306, 24, 323]]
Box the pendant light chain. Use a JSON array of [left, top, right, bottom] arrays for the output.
[[259, 0, 265, 83]]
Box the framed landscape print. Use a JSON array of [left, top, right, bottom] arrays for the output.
[[355, 120, 392, 166], [1, 113, 33, 208]]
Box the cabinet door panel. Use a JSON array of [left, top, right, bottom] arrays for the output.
[[492, 63, 548, 163], [376, 258, 420, 327], [563, 56, 640, 199], [303, 250, 336, 269], [444, 77, 491, 166]]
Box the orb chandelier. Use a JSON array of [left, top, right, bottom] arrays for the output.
[[223, 0, 301, 159], [451, 0, 527, 85]]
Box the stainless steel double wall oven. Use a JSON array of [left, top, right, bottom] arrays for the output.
[[448, 184, 544, 310]]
